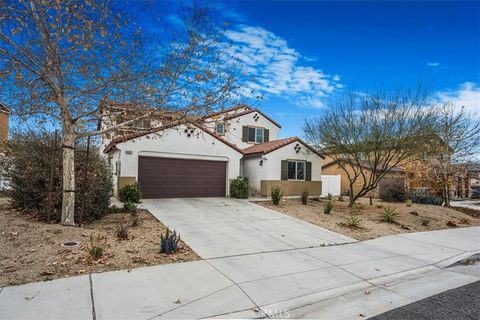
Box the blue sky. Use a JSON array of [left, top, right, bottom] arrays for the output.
[[188, 0, 479, 138]]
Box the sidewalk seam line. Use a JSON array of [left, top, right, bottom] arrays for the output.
[[89, 274, 96, 320]]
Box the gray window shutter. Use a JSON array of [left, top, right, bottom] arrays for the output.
[[281, 160, 288, 180], [264, 129, 269, 142], [242, 126, 248, 142], [306, 162, 312, 181]]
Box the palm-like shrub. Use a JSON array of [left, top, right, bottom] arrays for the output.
[[380, 205, 398, 223], [323, 200, 334, 214]]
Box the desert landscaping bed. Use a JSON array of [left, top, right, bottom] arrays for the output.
[[0, 198, 199, 287], [258, 198, 480, 241]]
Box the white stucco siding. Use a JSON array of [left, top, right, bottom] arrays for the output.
[[243, 156, 267, 194], [112, 125, 243, 195], [222, 112, 280, 149], [265, 142, 323, 181]]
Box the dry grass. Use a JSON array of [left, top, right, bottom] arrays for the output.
[[0, 198, 199, 287], [258, 198, 480, 241]]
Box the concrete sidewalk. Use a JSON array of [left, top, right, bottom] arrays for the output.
[[1, 227, 479, 319]]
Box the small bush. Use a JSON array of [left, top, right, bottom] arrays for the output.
[[380, 205, 398, 223], [380, 180, 407, 202], [119, 183, 142, 203], [410, 210, 419, 216], [323, 200, 334, 214], [406, 199, 412, 207], [301, 190, 309, 205], [123, 202, 137, 213], [410, 190, 443, 206], [271, 185, 283, 205], [338, 195, 344, 202], [421, 217, 430, 226], [230, 177, 249, 199], [116, 219, 130, 240], [376, 204, 383, 209], [326, 193, 332, 200], [130, 211, 141, 227], [160, 229, 180, 254], [87, 235, 107, 259], [108, 205, 122, 214], [343, 215, 361, 229]]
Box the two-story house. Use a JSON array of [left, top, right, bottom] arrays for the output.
[[103, 104, 324, 198]]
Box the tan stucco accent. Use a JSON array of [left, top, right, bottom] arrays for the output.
[[0, 112, 8, 144], [260, 180, 322, 196], [117, 176, 137, 195]]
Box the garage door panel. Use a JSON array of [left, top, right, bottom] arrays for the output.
[[138, 157, 227, 198]]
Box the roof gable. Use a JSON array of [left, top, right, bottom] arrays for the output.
[[243, 137, 325, 159], [223, 108, 282, 128]]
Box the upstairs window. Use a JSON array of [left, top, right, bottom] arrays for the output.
[[215, 122, 225, 135], [248, 127, 264, 143], [287, 160, 305, 180]]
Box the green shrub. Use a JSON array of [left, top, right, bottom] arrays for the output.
[[230, 177, 249, 199], [108, 205, 122, 214], [123, 202, 137, 213], [343, 215, 361, 228], [271, 185, 283, 205], [326, 193, 332, 200], [119, 183, 142, 203], [410, 189, 443, 206], [130, 211, 141, 227], [380, 205, 398, 223], [87, 235, 108, 259], [323, 200, 334, 214], [406, 199, 412, 207], [421, 217, 431, 226], [301, 190, 309, 205], [160, 229, 180, 254], [2, 130, 112, 223]]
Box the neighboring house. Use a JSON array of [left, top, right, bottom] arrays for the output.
[[102, 104, 324, 198], [322, 154, 406, 198], [0, 101, 10, 146], [467, 163, 480, 193], [0, 102, 10, 191]]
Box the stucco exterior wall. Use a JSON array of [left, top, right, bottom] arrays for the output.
[[265, 143, 323, 181], [111, 125, 243, 196], [204, 112, 280, 149], [243, 157, 267, 195]]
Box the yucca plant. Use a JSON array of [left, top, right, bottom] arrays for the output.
[[343, 215, 361, 229], [380, 205, 398, 224], [116, 219, 130, 239], [323, 200, 334, 214], [160, 229, 180, 254]]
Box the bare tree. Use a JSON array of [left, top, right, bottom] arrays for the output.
[[0, 1, 240, 225], [431, 103, 480, 206], [304, 88, 435, 206]]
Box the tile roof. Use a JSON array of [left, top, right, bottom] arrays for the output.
[[243, 137, 325, 159], [103, 122, 244, 154]]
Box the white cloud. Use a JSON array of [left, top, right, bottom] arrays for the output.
[[426, 62, 440, 67], [225, 25, 341, 108], [436, 82, 480, 113]]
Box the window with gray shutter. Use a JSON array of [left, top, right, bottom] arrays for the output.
[[281, 160, 288, 180], [242, 126, 248, 142], [264, 129, 269, 142], [306, 162, 312, 181]]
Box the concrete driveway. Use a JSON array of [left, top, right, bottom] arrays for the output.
[[141, 198, 356, 258]]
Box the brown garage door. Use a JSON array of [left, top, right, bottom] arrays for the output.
[[138, 156, 227, 198]]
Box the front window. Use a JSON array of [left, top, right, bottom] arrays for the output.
[[216, 122, 225, 135], [248, 127, 264, 143], [288, 160, 305, 180]]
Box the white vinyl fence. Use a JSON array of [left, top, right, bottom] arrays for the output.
[[321, 175, 341, 197]]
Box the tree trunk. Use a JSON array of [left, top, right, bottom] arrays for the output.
[[61, 128, 76, 225], [348, 184, 355, 207]]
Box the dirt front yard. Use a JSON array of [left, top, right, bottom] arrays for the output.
[[258, 198, 480, 241], [0, 198, 199, 287]]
